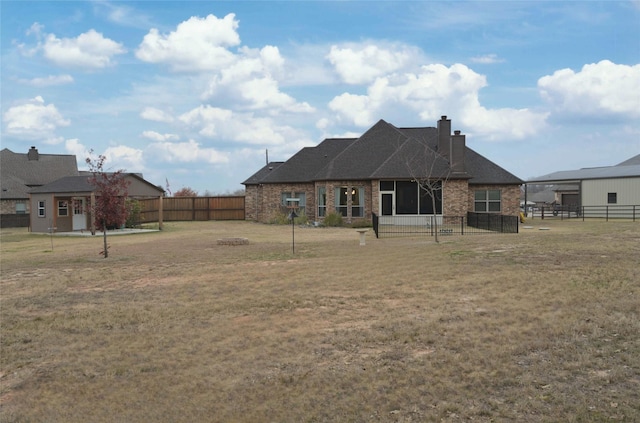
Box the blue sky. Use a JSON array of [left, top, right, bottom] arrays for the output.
[[2, 1, 639, 194]]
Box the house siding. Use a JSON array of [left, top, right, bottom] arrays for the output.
[[29, 194, 55, 233], [582, 177, 640, 206]]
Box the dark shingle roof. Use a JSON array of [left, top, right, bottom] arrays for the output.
[[242, 162, 285, 185], [464, 148, 523, 185], [29, 176, 94, 194], [1, 148, 78, 199], [30, 173, 164, 195], [243, 119, 523, 185]]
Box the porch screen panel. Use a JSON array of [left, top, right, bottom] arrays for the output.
[[396, 181, 418, 214], [419, 182, 442, 215]]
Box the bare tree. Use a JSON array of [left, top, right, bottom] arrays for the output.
[[403, 135, 451, 243], [86, 152, 130, 258]]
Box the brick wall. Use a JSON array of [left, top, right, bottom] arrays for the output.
[[467, 184, 521, 216], [442, 179, 469, 216], [0, 199, 29, 214], [246, 180, 522, 223], [246, 183, 315, 223]]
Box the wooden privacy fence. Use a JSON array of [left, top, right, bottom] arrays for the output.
[[137, 196, 245, 223]]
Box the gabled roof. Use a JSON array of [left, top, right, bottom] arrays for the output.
[[243, 119, 523, 186], [1, 148, 78, 199], [30, 173, 164, 195], [617, 154, 640, 166]]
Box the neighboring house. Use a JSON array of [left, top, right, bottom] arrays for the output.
[[1, 147, 78, 227], [29, 173, 165, 233], [243, 116, 523, 224], [526, 187, 556, 209], [527, 154, 640, 216]]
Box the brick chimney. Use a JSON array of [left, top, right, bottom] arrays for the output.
[[451, 130, 466, 173], [437, 116, 451, 160], [27, 146, 39, 161]]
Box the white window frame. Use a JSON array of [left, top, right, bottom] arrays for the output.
[[58, 200, 69, 217], [38, 200, 46, 218]]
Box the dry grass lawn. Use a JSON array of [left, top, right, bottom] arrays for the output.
[[1, 219, 639, 422]]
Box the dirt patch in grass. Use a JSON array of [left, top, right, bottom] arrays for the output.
[[1, 220, 639, 422]]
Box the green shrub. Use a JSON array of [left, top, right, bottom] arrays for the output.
[[323, 212, 344, 227], [350, 219, 372, 228], [269, 210, 309, 225], [125, 198, 142, 228]]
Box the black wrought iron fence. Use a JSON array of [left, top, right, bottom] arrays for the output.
[[372, 213, 519, 238]]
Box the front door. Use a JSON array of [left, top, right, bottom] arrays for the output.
[[381, 193, 394, 216], [72, 198, 87, 230]]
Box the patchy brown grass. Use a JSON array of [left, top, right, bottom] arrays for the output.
[[1, 219, 639, 422]]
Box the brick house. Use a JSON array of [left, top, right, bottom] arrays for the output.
[[1, 147, 78, 228], [243, 116, 523, 224]]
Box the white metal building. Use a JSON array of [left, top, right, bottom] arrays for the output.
[[527, 154, 640, 218]]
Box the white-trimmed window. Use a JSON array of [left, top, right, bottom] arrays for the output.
[[474, 190, 501, 212], [15, 202, 27, 214], [317, 187, 326, 217], [58, 200, 69, 216], [281, 191, 306, 214], [335, 187, 348, 216], [351, 187, 364, 217], [38, 201, 46, 218]]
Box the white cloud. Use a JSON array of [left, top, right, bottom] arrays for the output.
[[328, 63, 548, 140], [141, 130, 179, 142], [42, 29, 126, 68], [178, 105, 233, 137], [136, 14, 240, 72], [103, 145, 145, 171], [148, 139, 229, 164], [3, 96, 70, 139], [470, 54, 504, 64], [329, 93, 373, 127], [327, 43, 418, 84], [20, 74, 74, 86], [140, 107, 174, 123], [202, 45, 314, 113], [65, 138, 90, 162], [538, 60, 640, 118]]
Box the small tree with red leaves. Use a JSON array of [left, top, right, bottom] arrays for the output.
[[86, 152, 130, 258], [174, 187, 198, 197]]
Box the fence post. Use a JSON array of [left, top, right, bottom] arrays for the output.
[[461, 216, 464, 235]]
